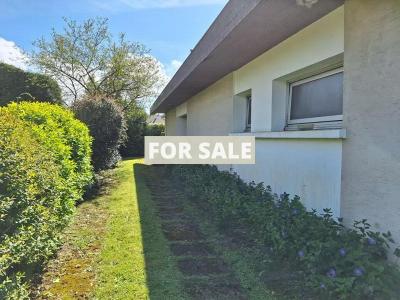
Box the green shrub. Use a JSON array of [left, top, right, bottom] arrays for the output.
[[170, 165, 400, 299], [4, 102, 93, 197], [0, 62, 62, 106], [119, 105, 147, 157], [0, 112, 71, 298], [119, 105, 165, 158], [73, 96, 126, 171], [145, 124, 165, 137]]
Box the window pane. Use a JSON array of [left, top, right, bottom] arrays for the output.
[[290, 72, 343, 120]]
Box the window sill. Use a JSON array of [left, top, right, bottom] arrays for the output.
[[230, 129, 346, 139]]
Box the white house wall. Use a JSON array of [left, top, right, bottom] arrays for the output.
[[233, 139, 342, 216], [164, 7, 345, 216], [233, 6, 344, 132], [231, 7, 344, 216], [342, 0, 400, 257], [186, 74, 234, 136], [165, 108, 177, 136]]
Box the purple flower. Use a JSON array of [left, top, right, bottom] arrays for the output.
[[298, 250, 305, 258], [367, 237, 377, 245], [326, 268, 337, 278], [353, 267, 365, 277], [339, 248, 347, 257], [320, 283, 326, 289]]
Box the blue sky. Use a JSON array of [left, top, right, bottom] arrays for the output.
[[0, 0, 227, 77]]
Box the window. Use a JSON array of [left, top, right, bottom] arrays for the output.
[[287, 68, 343, 129], [246, 96, 252, 131]]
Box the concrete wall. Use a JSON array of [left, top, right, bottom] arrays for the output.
[[165, 74, 234, 136], [342, 0, 400, 255], [234, 138, 343, 216], [186, 74, 233, 136], [165, 108, 177, 136]]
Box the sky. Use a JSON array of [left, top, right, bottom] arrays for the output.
[[0, 0, 228, 78]]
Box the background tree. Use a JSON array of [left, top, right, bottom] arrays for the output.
[[32, 17, 164, 108], [0, 62, 62, 106]]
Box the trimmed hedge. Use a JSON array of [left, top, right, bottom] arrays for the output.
[[0, 112, 70, 298], [0, 103, 93, 298], [0, 63, 62, 106], [170, 165, 400, 299], [4, 102, 93, 196]]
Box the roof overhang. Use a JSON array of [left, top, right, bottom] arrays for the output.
[[151, 0, 344, 114]]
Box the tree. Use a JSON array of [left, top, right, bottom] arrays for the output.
[[0, 62, 62, 106], [32, 18, 164, 108]]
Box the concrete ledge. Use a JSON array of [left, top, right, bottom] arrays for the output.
[[230, 129, 347, 139]]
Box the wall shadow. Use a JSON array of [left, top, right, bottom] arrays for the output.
[[133, 163, 185, 299]]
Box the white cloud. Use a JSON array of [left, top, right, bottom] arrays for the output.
[[95, 0, 226, 10], [154, 59, 183, 93], [165, 59, 183, 78], [0, 37, 29, 70], [140, 58, 182, 111]]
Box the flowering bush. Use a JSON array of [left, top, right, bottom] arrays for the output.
[[170, 164, 400, 299]]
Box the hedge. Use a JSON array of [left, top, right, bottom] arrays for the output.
[[170, 165, 400, 299], [4, 102, 93, 196], [0, 103, 93, 298], [0, 63, 62, 106], [0, 112, 70, 298]]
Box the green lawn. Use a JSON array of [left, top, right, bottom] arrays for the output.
[[35, 159, 277, 299], [95, 159, 184, 299], [35, 159, 184, 299]]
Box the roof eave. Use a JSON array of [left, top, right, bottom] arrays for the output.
[[151, 0, 344, 114]]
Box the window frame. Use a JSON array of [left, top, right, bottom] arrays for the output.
[[287, 67, 344, 127], [245, 95, 252, 131]]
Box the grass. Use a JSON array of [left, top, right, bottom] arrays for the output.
[[35, 159, 280, 299], [33, 171, 111, 299], [34, 159, 185, 299], [179, 198, 277, 300], [95, 159, 184, 299], [133, 163, 187, 300]]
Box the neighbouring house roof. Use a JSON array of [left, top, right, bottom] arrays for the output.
[[147, 113, 165, 125], [151, 0, 344, 114]]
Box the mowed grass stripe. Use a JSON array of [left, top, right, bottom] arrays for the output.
[[94, 159, 186, 299]]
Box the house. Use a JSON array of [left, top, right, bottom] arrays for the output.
[[151, 0, 400, 253]]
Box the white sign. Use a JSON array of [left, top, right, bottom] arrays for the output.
[[145, 136, 255, 165]]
